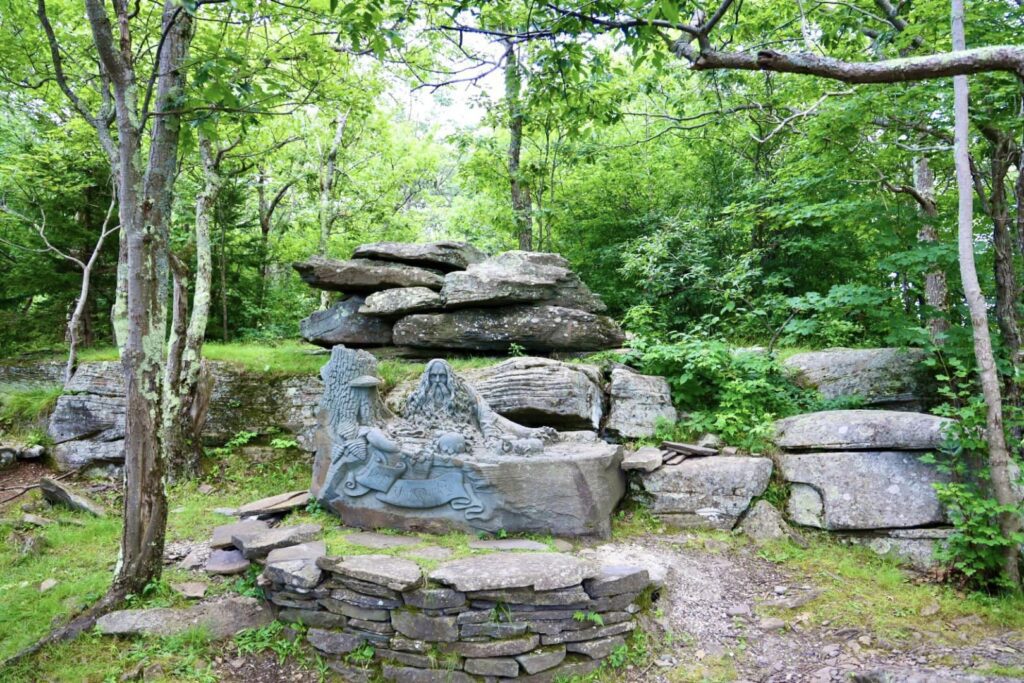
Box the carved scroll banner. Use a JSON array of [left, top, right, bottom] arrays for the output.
[[376, 470, 486, 519]]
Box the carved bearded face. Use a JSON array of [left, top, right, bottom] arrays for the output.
[[423, 359, 455, 408]]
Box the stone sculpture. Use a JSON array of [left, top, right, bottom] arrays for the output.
[[310, 346, 625, 537]]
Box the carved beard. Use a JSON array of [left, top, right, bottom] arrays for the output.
[[426, 376, 454, 409]]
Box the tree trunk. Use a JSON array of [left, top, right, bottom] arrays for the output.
[[913, 157, 949, 340], [951, 0, 1022, 586], [318, 112, 348, 309], [504, 40, 532, 251]]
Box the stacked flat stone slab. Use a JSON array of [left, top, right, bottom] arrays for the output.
[[260, 549, 654, 681], [774, 409, 955, 568], [293, 243, 626, 353]]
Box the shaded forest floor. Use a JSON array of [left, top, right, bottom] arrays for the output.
[[2, 447, 1024, 682]]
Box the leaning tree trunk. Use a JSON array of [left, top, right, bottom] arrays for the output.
[[951, 0, 1022, 586], [504, 40, 533, 251], [913, 157, 949, 340]]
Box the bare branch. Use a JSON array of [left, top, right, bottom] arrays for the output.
[[749, 90, 854, 143]]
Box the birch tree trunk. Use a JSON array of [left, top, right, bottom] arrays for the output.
[[951, 0, 1022, 586], [912, 157, 949, 340], [318, 112, 348, 309]]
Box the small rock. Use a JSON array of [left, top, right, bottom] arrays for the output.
[[198, 484, 215, 495], [774, 585, 788, 595], [726, 604, 752, 618], [516, 645, 566, 674], [210, 518, 270, 550], [697, 433, 723, 450], [39, 477, 105, 517], [232, 523, 321, 559], [171, 582, 208, 599], [22, 513, 54, 527], [621, 446, 664, 472], [205, 549, 250, 575], [464, 657, 520, 678], [236, 490, 309, 518], [39, 578, 58, 592], [919, 601, 941, 617], [566, 635, 625, 659], [759, 617, 786, 631]]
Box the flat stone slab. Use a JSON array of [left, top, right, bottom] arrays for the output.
[[232, 523, 322, 559], [317, 554, 423, 591], [353, 240, 486, 272], [39, 478, 105, 517], [210, 518, 269, 549], [783, 347, 931, 409], [205, 549, 250, 575], [359, 287, 444, 317], [640, 456, 772, 529], [429, 553, 600, 592], [343, 532, 422, 549], [621, 446, 664, 472], [774, 410, 953, 451], [237, 490, 310, 518], [583, 565, 650, 598], [171, 582, 208, 599], [96, 597, 271, 639], [516, 646, 567, 675], [605, 369, 677, 439], [300, 296, 394, 348], [780, 451, 950, 530], [264, 541, 327, 589], [293, 256, 445, 293], [467, 539, 549, 551]]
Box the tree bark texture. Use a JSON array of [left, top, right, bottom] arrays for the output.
[[318, 112, 348, 309], [504, 41, 533, 251], [950, 0, 1022, 586], [913, 157, 949, 340]]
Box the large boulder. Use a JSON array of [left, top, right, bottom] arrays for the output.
[[352, 241, 486, 272], [639, 456, 773, 529], [292, 256, 444, 293], [464, 357, 605, 430], [441, 251, 607, 313], [299, 296, 393, 347], [358, 287, 444, 317], [393, 305, 625, 353], [774, 410, 952, 452], [48, 393, 124, 444], [783, 347, 932, 410], [780, 451, 950, 530], [604, 368, 677, 439]]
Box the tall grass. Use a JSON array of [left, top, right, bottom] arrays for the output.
[[0, 383, 62, 436]]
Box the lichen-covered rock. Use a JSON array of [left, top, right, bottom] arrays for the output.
[[353, 240, 486, 272], [780, 451, 950, 530], [48, 393, 124, 444], [838, 528, 954, 569], [739, 500, 804, 545], [640, 456, 773, 529], [95, 597, 270, 639], [359, 287, 444, 317], [604, 368, 677, 439], [393, 305, 625, 353], [782, 347, 933, 410], [464, 357, 605, 430], [300, 296, 394, 347], [441, 251, 606, 312], [293, 256, 444, 293], [774, 410, 953, 451]]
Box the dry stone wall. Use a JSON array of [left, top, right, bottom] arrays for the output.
[[260, 543, 654, 682]]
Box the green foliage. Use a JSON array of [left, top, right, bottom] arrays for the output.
[[621, 335, 826, 450], [0, 383, 62, 436], [235, 621, 306, 663], [573, 610, 605, 627]]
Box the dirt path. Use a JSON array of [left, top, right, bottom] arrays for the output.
[[579, 534, 1024, 682]]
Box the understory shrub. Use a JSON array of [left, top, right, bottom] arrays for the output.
[[613, 334, 836, 450]]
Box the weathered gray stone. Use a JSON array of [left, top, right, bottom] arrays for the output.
[[237, 490, 310, 518], [516, 646, 567, 674], [300, 296, 394, 348], [96, 597, 270, 639], [430, 553, 600, 592], [231, 523, 322, 559], [48, 393, 124, 444], [739, 500, 805, 545], [336, 577, 403, 600], [403, 587, 466, 610], [330, 586, 402, 610], [774, 410, 953, 451], [783, 347, 933, 410], [0, 360, 64, 385], [353, 241, 486, 272], [442, 251, 606, 312], [444, 634, 540, 658], [518, 655, 601, 683], [390, 637, 432, 654], [318, 598, 390, 621], [583, 565, 650, 598], [605, 368, 677, 439], [276, 608, 347, 629], [566, 635, 625, 659], [52, 440, 124, 470], [461, 622, 529, 638], [307, 628, 366, 655], [465, 657, 520, 677], [467, 539, 549, 551], [263, 541, 326, 589], [840, 528, 954, 570], [294, 256, 444, 292], [210, 519, 269, 549], [393, 305, 625, 353], [640, 456, 773, 529], [350, 617, 396, 634], [171, 582, 208, 599], [381, 665, 474, 683], [327, 662, 373, 683], [392, 611, 459, 642], [469, 585, 592, 607], [374, 648, 434, 668], [205, 549, 250, 575], [621, 446, 664, 472], [0, 449, 14, 470], [317, 554, 424, 592], [780, 451, 950, 530], [39, 477, 105, 516], [360, 287, 444, 317], [463, 357, 605, 430], [540, 621, 634, 645]]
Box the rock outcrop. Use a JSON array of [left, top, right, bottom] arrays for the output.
[[783, 347, 933, 410], [293, 243, 625, 355], [604, 368, 677, 439], [774, 409, 952, 451], [300, 296, 394, 348]]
